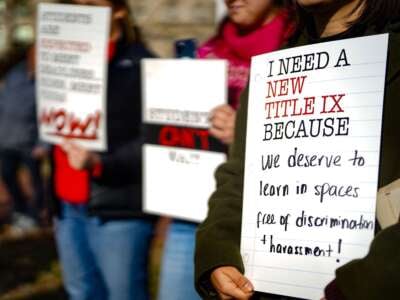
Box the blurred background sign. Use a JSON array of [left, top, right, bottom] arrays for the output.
[[0, 0, 222, 60], [142, 58, 228, 222]]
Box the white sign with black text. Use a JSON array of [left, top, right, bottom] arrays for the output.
[[142, 59, 228, 222], [241, 34, 388, 300], [37, 3, 110, 151]]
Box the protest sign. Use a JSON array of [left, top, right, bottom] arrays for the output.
[[241, 34, 388, 299], [36, 3, 110, 151], [142, 59, 227, 222]]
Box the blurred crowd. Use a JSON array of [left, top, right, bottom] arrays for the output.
[[0, 44, 48, 233]]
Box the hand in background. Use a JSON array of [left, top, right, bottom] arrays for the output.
[[31, 145, 49, 160], [209, 104, 236, 145], [61, 140, 101, 171], [211, 266, 254, 300]]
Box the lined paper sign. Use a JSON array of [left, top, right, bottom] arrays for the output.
[[37, 4, 110, 151], [241, 34, 388, 300]]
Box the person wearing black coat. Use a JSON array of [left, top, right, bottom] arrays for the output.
[[52, 1, 155, 300]]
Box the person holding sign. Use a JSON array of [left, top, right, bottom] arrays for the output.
[[203, 0, 294, 145], [51, 1, 155, 300], [157, 1, 295, 300], [195, 0, 400, 299]]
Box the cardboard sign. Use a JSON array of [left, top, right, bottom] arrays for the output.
[[241, 34, 388, 299], [142, 59, 227, 222], [36, 3, 110, 151]]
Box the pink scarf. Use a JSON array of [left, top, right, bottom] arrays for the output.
[[198, 10, 294, 109]]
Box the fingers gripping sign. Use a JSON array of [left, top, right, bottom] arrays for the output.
[[209, 104, 237, 145], [61, 140, 101, 171], [211, 266, 254, 299]]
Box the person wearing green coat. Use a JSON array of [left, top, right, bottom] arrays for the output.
[[195, 0, 400, 299]]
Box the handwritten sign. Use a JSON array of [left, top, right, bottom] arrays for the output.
[[241, 34, 388, 300], [36, 3, 110, 151], [142, 59, 227, 222]]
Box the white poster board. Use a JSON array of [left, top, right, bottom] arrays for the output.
[[241, 34, 388, 300], [36, 3, 110, 151], [142, 59, 227, 222]]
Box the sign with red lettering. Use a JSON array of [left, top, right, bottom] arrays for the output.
[[241, 34, 388, 299], [142, 59, 227, 222], [36, 3, 110, 150]]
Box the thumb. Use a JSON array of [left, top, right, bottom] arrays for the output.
[[61, 141, 72, 153], [224, 268, 254, 293]]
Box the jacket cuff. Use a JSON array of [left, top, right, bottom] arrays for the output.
[[195, 239, 244, 298], [197, 272, 219, 299], [325, 279, 347, 300]]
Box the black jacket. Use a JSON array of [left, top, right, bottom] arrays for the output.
[[195, 21, 400, 300], [52, 39, 155, 219], [0, 61, 38, 152]]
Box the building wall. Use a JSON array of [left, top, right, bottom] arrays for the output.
[[128, 0, 218, 57], [0, 0, 221, 58]]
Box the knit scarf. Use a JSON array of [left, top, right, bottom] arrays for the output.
[[198, 10, 293, 109]]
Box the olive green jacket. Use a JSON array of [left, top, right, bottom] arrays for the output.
[[195, 21, 400, 300]]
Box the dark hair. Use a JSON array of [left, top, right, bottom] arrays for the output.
[[355, 0, 400, 31], [294, 0, 400, 36], [107, 0, 142, 44], [276, 0, 288, 7], [64, 0, 142, 44], [0, 45, 30, 79]]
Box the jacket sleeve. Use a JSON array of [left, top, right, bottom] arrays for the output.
[[0, 86, 3, 114], [0, 74, 8, 115], [324, 280, 347, 300], [92, 45, 154, 186], [334, 223, 400, 300], [195, 86, 249, 298], [93, 127, 145, 186], [331, 27, 400, 300]]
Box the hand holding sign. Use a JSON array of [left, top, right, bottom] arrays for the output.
[[209, 104, 237, 145], [62, 140, 101, 171], [211, 266, 254, 300]]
